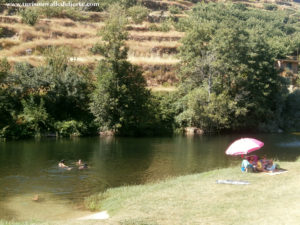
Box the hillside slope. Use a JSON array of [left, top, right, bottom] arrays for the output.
[[0, 0, 299, 87]]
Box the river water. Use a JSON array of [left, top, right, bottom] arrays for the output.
[[1, 134, 300, 221]]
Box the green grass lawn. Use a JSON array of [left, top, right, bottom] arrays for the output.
[[85, 158, 300, 225], [2, 158, 300, 225]]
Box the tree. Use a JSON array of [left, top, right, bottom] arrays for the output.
[[176, 3, 290, 132], [90, 4, 152, 135], [18, 96, 48, 136], [1, 48, 95, 138], [0, 58, 10, 84], [0, 58, 12, 130]]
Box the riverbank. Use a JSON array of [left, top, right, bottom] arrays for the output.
[[83, 158, 300, 225], [2, 158, 300, 225]]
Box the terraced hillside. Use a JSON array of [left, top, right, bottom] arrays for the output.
[[0, 0, 299, 88], [0, 0, 190, 88]]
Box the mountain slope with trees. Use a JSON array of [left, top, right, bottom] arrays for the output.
[[0, 0, 300, 138]]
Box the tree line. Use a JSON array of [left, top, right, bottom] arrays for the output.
[[0, 3, 300, 139]]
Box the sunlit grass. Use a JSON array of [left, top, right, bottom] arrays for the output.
[[84, 160, 300, 225], [1, 38, 100, 56], [129, 31, 184, 38], [128, 56, 180, 65], [148, 86, 177, 92]]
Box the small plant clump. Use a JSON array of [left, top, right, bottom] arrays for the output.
[[148, 20, 171, 32], [264, 3, 278, 11], [169, 5, 182, 14], [128, 5, 149, 24], [20, 8, 39, 26]]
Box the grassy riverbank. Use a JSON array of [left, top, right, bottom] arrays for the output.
[[2, 158, 300, 225], [84, 158, 300, 225]]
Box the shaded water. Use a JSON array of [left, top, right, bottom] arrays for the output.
[[1, 134, 300, 221]]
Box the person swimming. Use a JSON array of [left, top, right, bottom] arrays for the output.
[[58, 160, 72, 170], [76, 159, 83, 166], [78, 163, 88, 170]]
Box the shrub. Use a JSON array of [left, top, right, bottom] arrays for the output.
[[169, 5, 182, 14], [264, 4, 278, 11], [19, 97, 48, 137], [160, 20, 171, 32], [128, 5, 149, 24], [148, 23, 160, 31], [36, 6, 88, 21], [282, 90, 300, 131], [173, 18, 189, 32], [148, 20, 171, 32], [20, 8, 39, 26], [0, 58, 10, 82], [232, 3, 247, 11], [54, 120, 86, 137]]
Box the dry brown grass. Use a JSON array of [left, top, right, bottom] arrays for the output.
[[129, 31, 184, 42], [0, 22, 50, 40], [128, 56, 180, 65], [0, 18, 103, 41], [0, 37, 100, 56], [0, 15, 20, 23], [0, 38, 21, 49], [129, 30, 184, 38], [127, 40, 181, 49], [148, 85, 177, 92], [1, 13, 182, 86], [127, 40, 180, 57], [70, 56, 180, 66], [6, 55, 44, 66]]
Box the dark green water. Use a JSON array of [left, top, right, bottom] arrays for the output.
[[1, 134, 300, 220]]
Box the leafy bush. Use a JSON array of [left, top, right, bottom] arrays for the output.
[[19, 97, 48, 136], [43, 46, 73, 74], [173, 18, 189, 32], [20, 8, 39, 26], [148, 20, 171, 32], [232, 3, 247, 11], [264, 4, 278, 11], [54, 120, 86, 137], [160, 20, 171, 32], [169, 5, 182, 14], [128, 5, 149, 24], [148, 23, 160, 31], [0, 58, 10, 82], [282, 90, 300, 131], [36, 6, 88, 21]]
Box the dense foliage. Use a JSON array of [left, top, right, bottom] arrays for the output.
[[20, 8, 39, 26], [176, 3, 299, 133], [90, 4, 172, 136], [1, 2, 300, 139], [127, 5, 149, 24], [0, 48, 95, 139]]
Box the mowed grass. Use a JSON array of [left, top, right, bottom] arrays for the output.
[[84, 159, 300, 225]]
